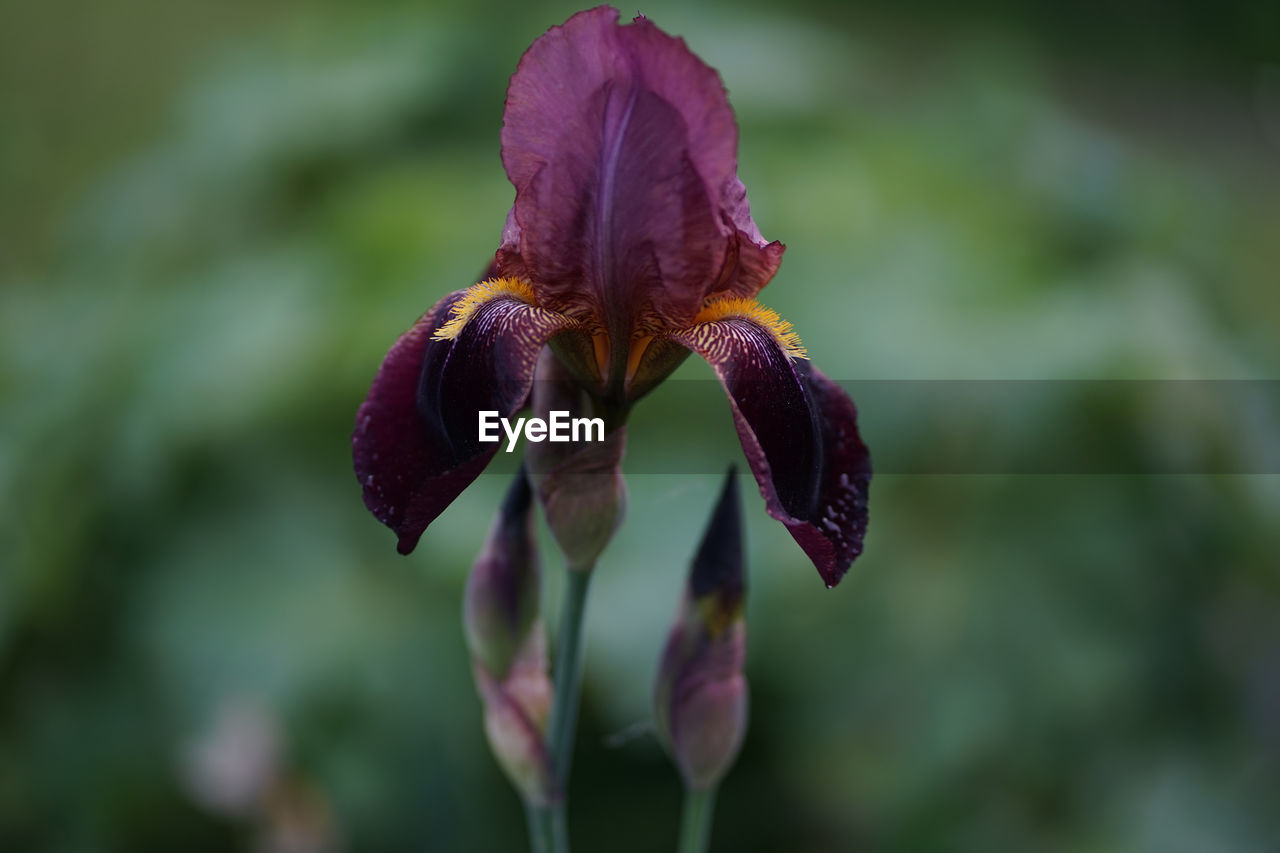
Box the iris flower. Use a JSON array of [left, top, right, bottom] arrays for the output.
[[353, 6, 871, 586]]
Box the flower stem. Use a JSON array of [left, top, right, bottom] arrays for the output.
[[677, 787, 718, 853], [541, 568, 593, 851], [524, 802, 552, 853]]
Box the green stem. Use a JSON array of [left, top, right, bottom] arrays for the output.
[[530, 568, 592, 852], [677, 787, 718, 853], [549, 570, 592, 774], [524, 802, 552, 853]]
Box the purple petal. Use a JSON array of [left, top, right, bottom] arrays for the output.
[[668, 320, 871, 586], [498, 7, 782, 338], [353, 292, 573, 555], [713, 176, 786, 301]]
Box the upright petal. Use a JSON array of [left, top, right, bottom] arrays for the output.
[[714, 175, 787, 301], [497, 6, 783, 350], [667, 303, 871, 587], [353, 284, 575, 554]]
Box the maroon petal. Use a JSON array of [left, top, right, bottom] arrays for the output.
[[498, 7, 782, 339], [353, 291, 574, 555], [712, 176, 786, 301], [668, 318, 871, 587]]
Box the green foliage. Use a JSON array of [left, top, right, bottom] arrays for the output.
[[2, 2, 1278, 851]]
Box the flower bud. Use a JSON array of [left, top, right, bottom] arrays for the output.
[[473, 632, 555, 806], [526, 350, 626, 571], [464, 471, 555, 805], [463, 471, 541, 678], [654, 470, 749, 791]]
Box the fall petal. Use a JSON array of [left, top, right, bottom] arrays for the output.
[[668, 317, 871, 586], [353, 289, 574, 554]]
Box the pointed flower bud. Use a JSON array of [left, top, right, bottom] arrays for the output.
[[526, 350, 626, 571], [464, 471, 554, 806], [464, 470, 541, 678], [654, 470, 749, 791]]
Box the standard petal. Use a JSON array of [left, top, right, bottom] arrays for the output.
[[498, 7, 782, 344], [353, 290, 574, 554], [711, 176, 786, 301], [668, 314, 870, 587]]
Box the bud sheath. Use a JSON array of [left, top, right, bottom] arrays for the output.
[[655, 470, 749, 792], [464, 471, 555, 806], [526, 349, 626, 571]]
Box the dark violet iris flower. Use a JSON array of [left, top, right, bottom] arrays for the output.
[[353, 6, 871, 586]]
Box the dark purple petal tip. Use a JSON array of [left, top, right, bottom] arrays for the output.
[[689, 467, 745, 610], [784, 362, 872, 586]]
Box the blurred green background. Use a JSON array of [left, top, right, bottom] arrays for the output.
[[3, 0, 1279, 850]]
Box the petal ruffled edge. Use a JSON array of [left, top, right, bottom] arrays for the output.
[[353, 288, 574, 555], [709, 177, 786, 301], [667, 310, 870, 586], [498, 6, 784, 333]]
